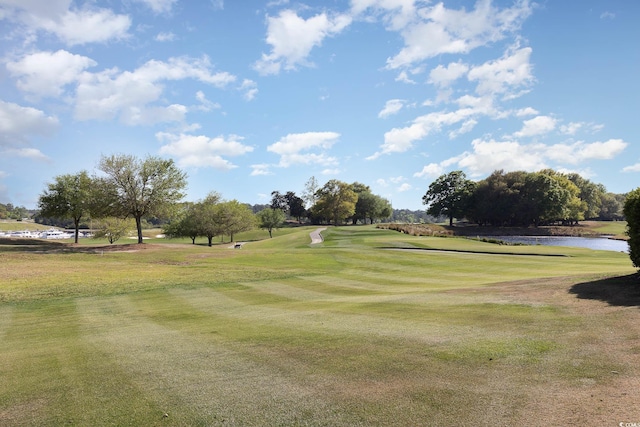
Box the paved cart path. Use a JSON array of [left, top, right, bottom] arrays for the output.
[[310, 228, 326, 244]]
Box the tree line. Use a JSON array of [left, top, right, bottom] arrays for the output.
[[0, 203, 31, 220], [29, 155, 640, 271], [423, 169, 625, 227], [36, 154, 394, 245]]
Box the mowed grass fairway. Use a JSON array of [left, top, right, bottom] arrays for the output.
[[1, 226, 639, 426]]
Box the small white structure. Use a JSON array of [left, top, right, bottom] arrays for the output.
[[9, 230, 41, 238], [39, 229, 74, 239]]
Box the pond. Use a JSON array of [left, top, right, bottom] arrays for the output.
[[485, 235, 629, 253]]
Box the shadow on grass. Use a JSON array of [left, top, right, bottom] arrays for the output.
[[0, 237, 68, 252], [0, 238, 151, 254], [569, 273, 640, 307], [382, 247, 569, 257]]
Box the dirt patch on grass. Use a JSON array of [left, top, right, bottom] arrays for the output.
[[448, 273, 640, 425], [0, 398, 48, 427]]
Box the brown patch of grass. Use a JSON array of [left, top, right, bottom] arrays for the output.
[[0, 398, 48, 427]]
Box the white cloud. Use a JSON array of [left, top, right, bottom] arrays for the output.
[[560, 121, 605, 135], [378, 99, 404, 118], [457, 139, 547, 175], [321, 168, 340, 175], [2, 147, 49, 161], [513, 115, 557, 138], [428, 61, 469, 87], [0, 2, 132, 45], [397, 183, 412, 192], [395, 70, 416, 84], [468, 46, 534, 97], [267, 131, 340, 167], [0, 100, 58, 146], [239, 79, 258, 101], [414, 163, 445, 178], [194, 91, 220, 112], [369, 107, 475, 159], [448, 119, 478, 139], [416, 137, 629, 179], [600, 11, 615, 20], [157, 132, 253, 170], [623, 163, 640, 173], [254, 9, 352, 75], [135, 0, 178, 14], [74, 56, 236, 124], [515, 107, 539, 117], [155, 31, 176, 42], [34, 7, 131, 45], [250, 164, 272, 176], [384, 0, 533, 69], [559, 122, 582, 135], [351, 0, 417, 30], [547, 139, 628, 164], [6, 50, 96, 98]]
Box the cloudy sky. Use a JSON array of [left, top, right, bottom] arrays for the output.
[[0, 0, 637, 210]]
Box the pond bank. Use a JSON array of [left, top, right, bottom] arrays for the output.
[[379, 221, 628, 240]]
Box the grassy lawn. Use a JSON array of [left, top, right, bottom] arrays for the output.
[[1, 225, 639, 425]]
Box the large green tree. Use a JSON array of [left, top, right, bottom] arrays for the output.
[[215, 200, 256, 242], [312, 180, 358, 226], [163, 203, 200, 244], [38, 170, 93, 243], [352, 190, 393, 225], [422, 171, 475, 226], [567, 173, 604, 220], [285, 191, 306, 222], [599, 192, 624, 221], [196, 193, 224, 247], [98, 154, 187, 244], [257, 208, 285, 238], [623, 189, 640, 268]]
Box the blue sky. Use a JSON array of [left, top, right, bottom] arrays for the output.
[[0, 0, 638, 211]]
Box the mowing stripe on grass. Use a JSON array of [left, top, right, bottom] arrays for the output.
[[0, 301, 164, 426], [0, 305, 12, 341], [77, 294, 361, 426], [171, 287, 487, 346], [298, 275, 400, 294], [238, 279, 338, 302]]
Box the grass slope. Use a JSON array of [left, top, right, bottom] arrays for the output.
[[1, 225, 639, 426]]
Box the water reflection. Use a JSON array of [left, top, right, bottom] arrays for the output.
[[486, 236, 628, 253]]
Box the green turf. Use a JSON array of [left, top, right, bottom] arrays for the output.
[[0, 225, 637, 425]]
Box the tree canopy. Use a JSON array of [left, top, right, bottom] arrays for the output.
[[98, 154, 187, 244], [38, 170, 93, 243], [312, 180, 358, 226], [624, 189, 640, 269], [257, 208, 285, 238], [422, 171, 475, 226], [426, 169, 619, 227]]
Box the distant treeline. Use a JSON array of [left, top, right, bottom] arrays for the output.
[[424, 169, 625, 228], [0, 203, 31, 220]]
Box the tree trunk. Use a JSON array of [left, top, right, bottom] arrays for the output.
[[449, 215, 453, 227], [207, 236, 213, 247], [73, 217, 80, 244], [135, 216, 143, 244]]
